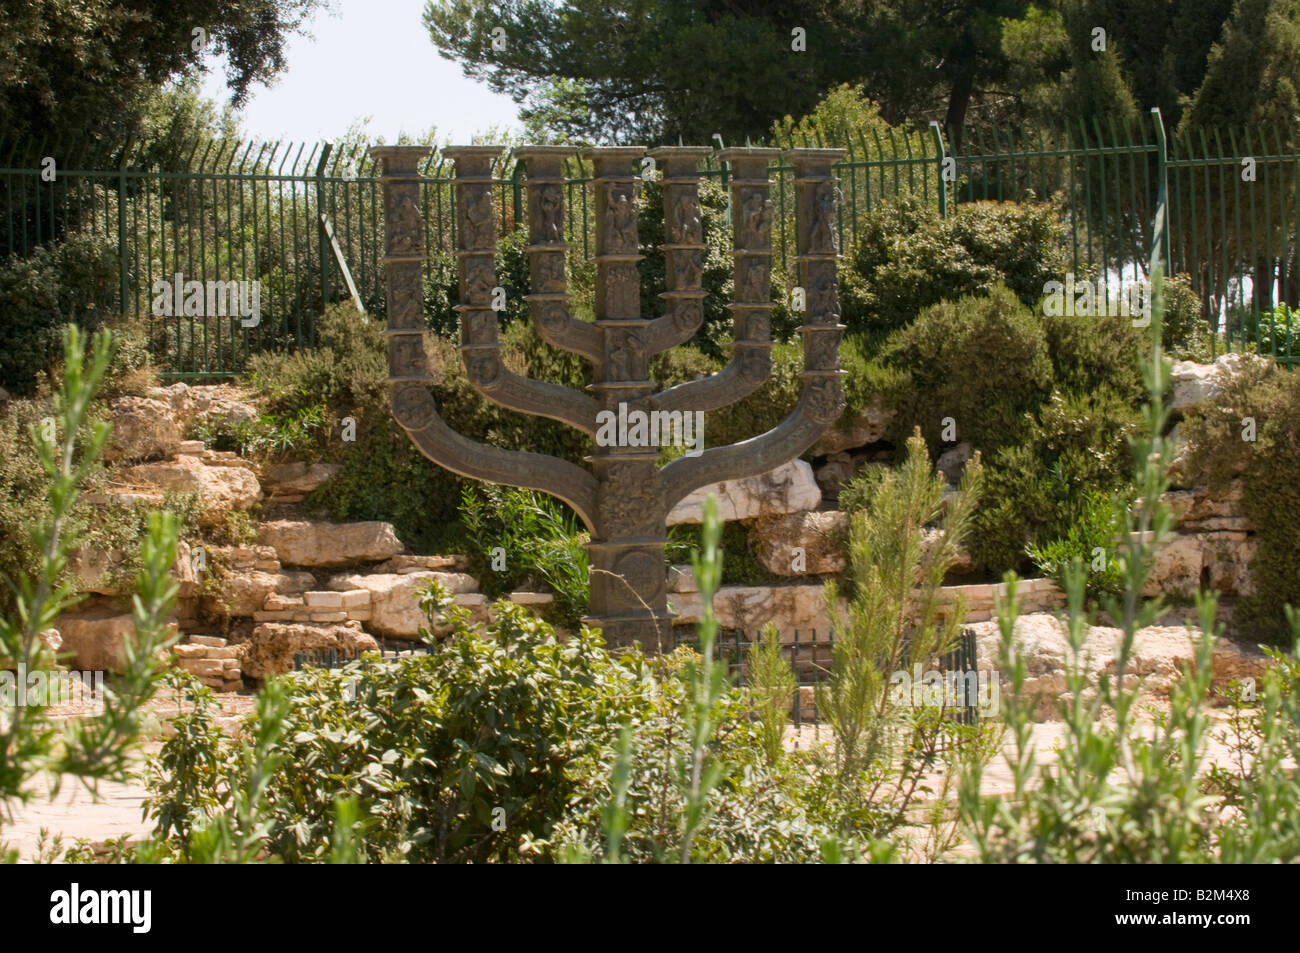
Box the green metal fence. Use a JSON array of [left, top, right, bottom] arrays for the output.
[[3, 108, 1298, 378]]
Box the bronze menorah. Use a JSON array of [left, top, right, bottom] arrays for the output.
[[370, 143, 846, 649]]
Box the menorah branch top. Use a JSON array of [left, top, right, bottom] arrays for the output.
[[370, 142, 845, 649]]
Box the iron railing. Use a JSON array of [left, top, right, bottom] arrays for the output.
[[670, 626, 982, 726], [4, 109, 1299, 378]]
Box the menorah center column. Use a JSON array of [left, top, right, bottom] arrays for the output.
[[582, 146, 668, 650]]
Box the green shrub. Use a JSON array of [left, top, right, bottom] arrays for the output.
[[1041, 311, 1147, 407], [0, 234, 120, 394], [837, 333, 908, 434], [459, 483, 589, 627], [246, 302, 596, 553], [839, 195, 1069, 336], [836, 462, 888, 514], [142, 563, 857, 864], [0, 382, 200, 619], [666, 519, 783, 587], [1163, 273, 1214, 358], [143, 593, 654, 863], [1179, 359, 1300, 644], [879, 285, 1054, 452], [1025, 487, 1125, 598], [969, 389, 1142, 575]]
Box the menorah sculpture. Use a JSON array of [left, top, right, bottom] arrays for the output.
[[370, 143, 846, 648]]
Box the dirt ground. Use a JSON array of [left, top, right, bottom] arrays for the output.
[[2, 687, 255, 862]]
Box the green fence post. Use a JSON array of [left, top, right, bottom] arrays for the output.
[[118, 139, 132, 314], [929, 121, 948, 218], [1150, 108, 1170, 277], [315, 140, 335, 320]]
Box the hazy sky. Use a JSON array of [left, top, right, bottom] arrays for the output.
[[199, 0, 522, 145]]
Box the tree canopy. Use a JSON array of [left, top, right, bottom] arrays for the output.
[[423, 0, 1300, 144], [0, 0, 325, 151]]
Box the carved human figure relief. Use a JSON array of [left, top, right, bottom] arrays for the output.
[[806, 378, 845, 422], [463, 190, 495, 248], [809, 185, 837, 252], [389, 193, 424, 256], [535, 186, 563, 242], [740, 257, 768, 301], [464, 259, 495, 302], [742, 192, 773, 245], [462, 311, 497, 346], [607, 188, 637, 250], [390, 334, 425, 375], [673, 251, 703, 290], [672, 192, 702, 243], [607, 330, 644, 381], [533, 252, 565, 292], [388, 267, 422, 327]]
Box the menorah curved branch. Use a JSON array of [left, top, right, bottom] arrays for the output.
[[398, 391, 599, 529], [651, 148, 783, 414], [442, 146, 599, 436], [371, 141, 845, 649]]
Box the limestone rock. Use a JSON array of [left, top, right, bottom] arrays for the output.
[[150, 382, 259, 431], [262, 462, 342, 496], [68, 543, 119, 595], [326, 570, 479, 637], [509, 591, 554, 606], [102, 396, 183, 462], [373, 554, 472, 574], [814, 452, 858, 494], [1170, 360, 1221, 413], [751, 510, 848, 575], [56, 609, 179, 674], [1163, 482, 1246, 527], [1211, 637, 1272, 689], [256, 520, 403, 567], [241, 621, 378, 680], [1203, 534, 1255, 596], [935, 442, 974, 485], [208, 569, 316, 617], [672, 583, 837, 634], [810, 399, 895, 455], [969, 613, 1272, 718], [124, 455, 261, 527], [1170, 352, 1273, 414], [1143, 534, 1204, 599], [667, 460, 821, 525], [172, 539, 201, 599], [1144, 531, 1256, 598], [921, 528, 976, 576], [667, 565, 698, 593]]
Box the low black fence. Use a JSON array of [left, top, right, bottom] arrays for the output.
[[291, 644, 433, 671], [670, 626, 982, 727]]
